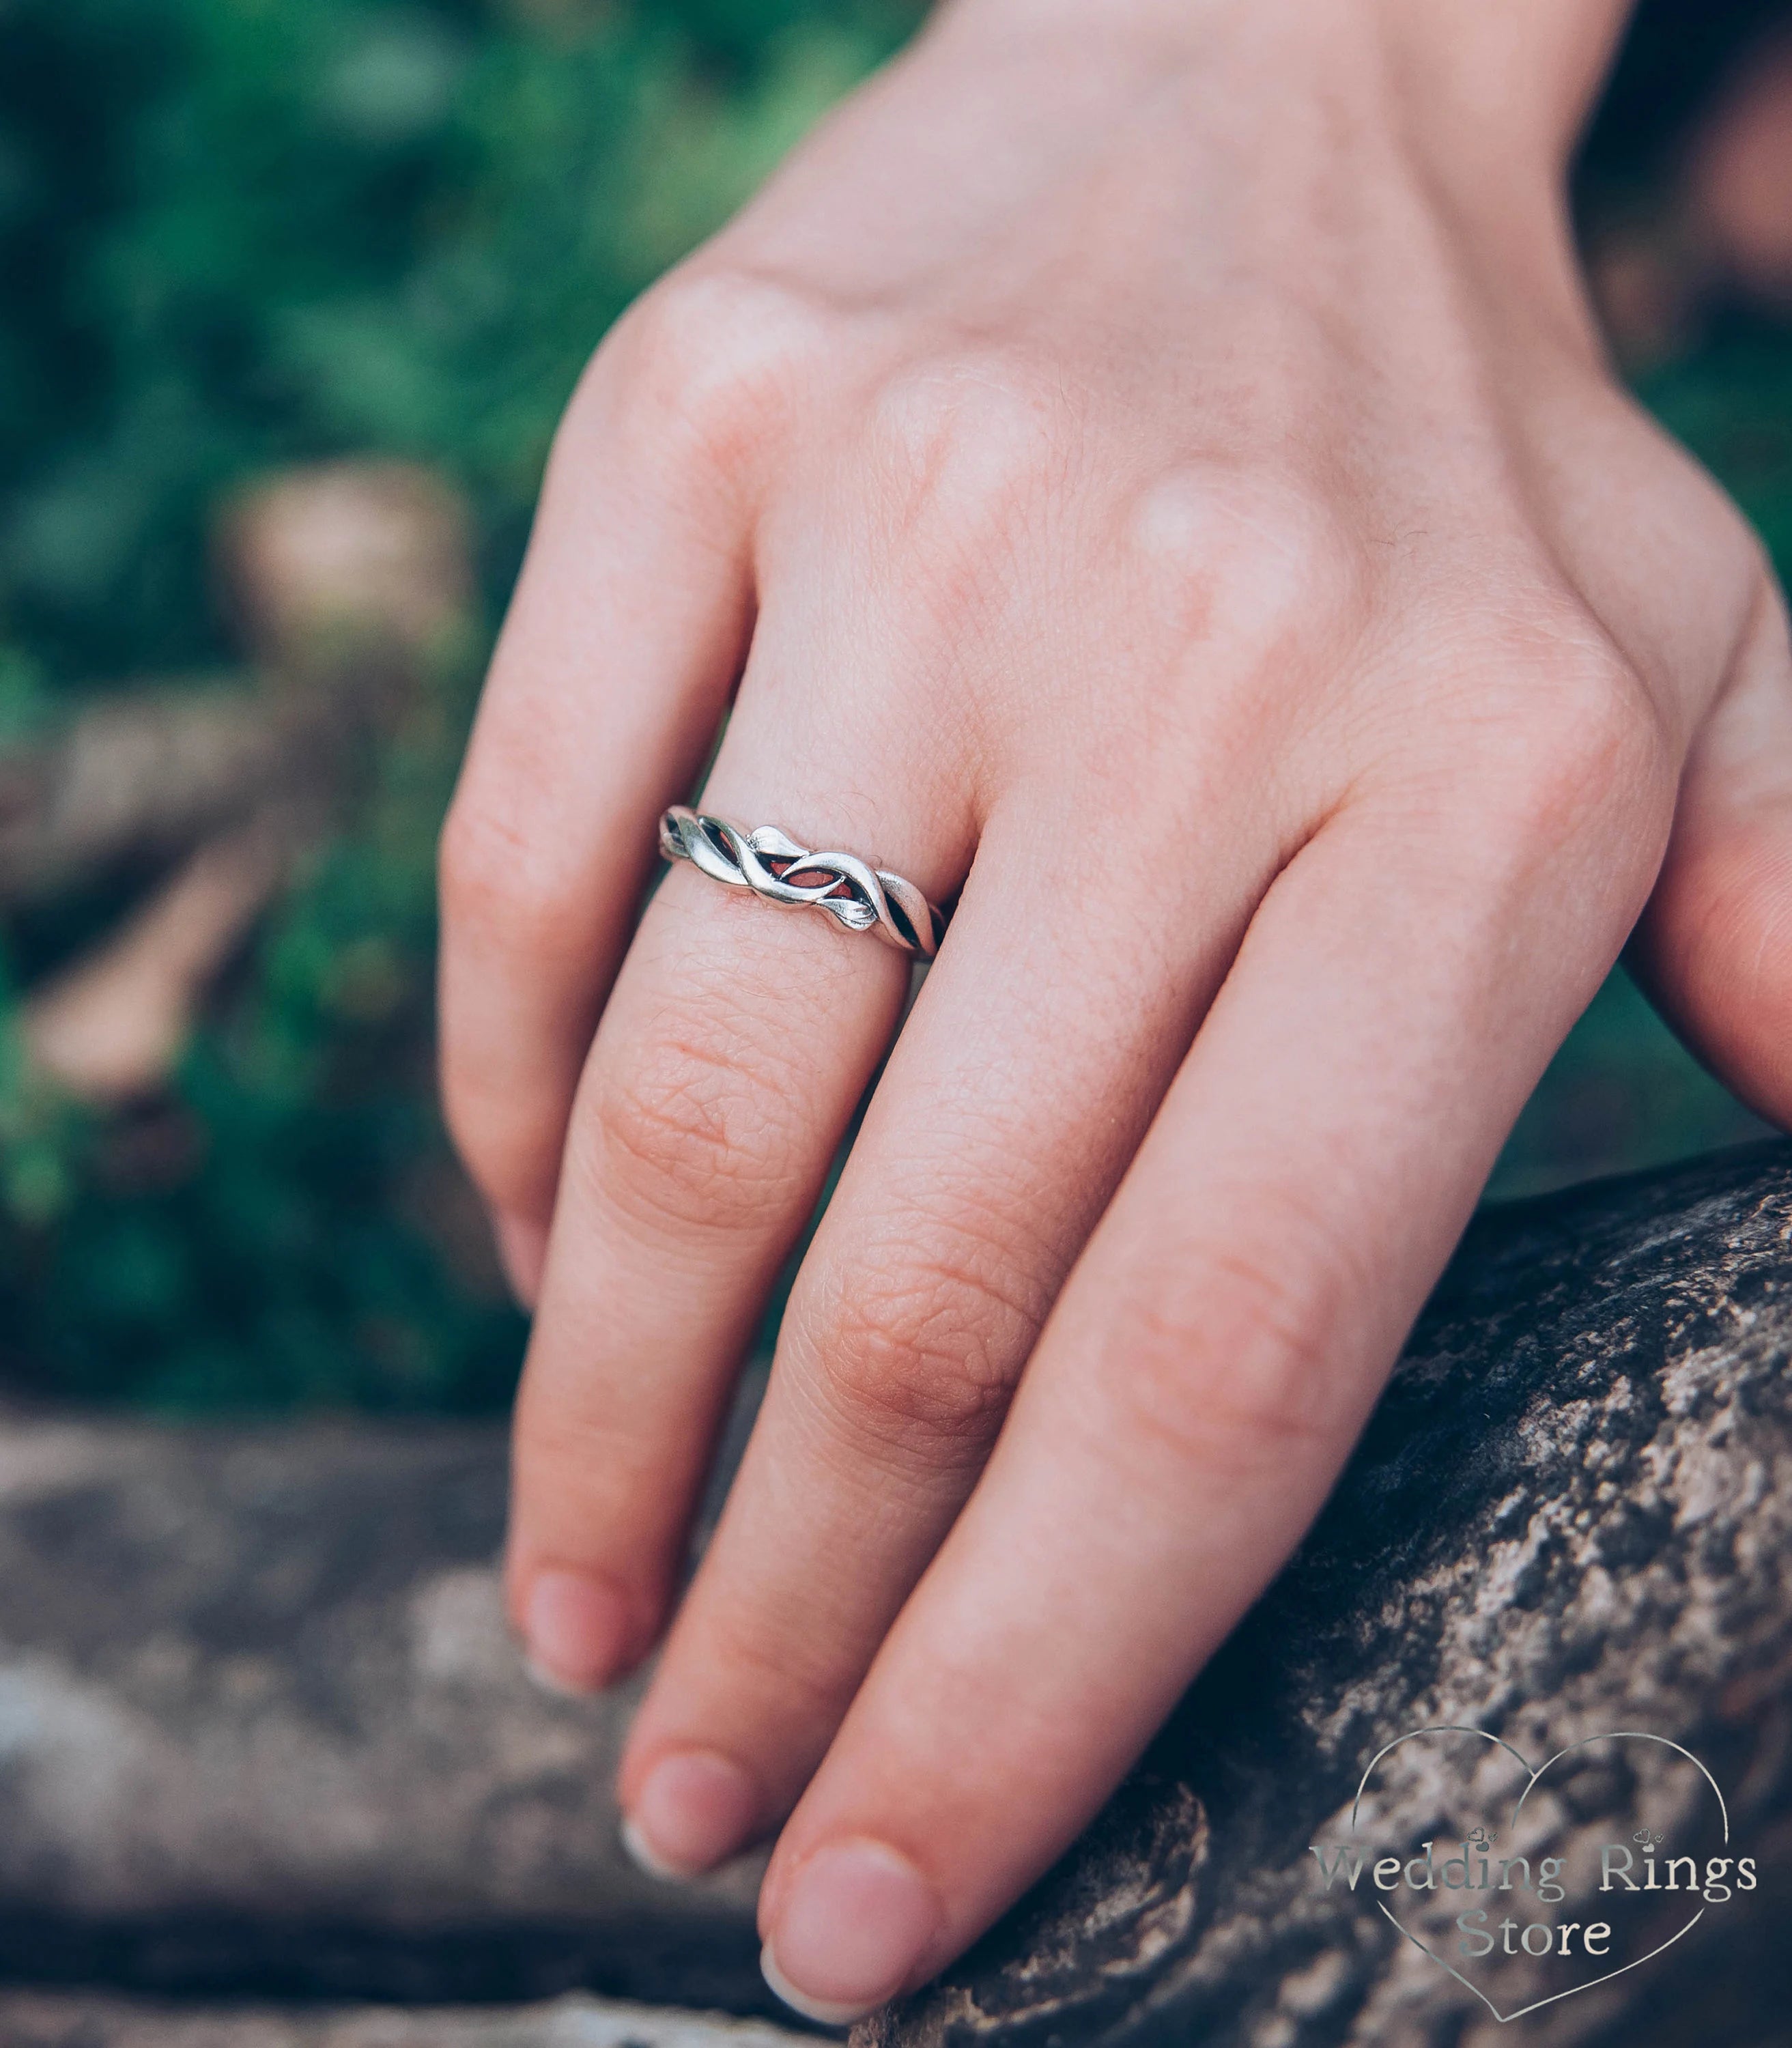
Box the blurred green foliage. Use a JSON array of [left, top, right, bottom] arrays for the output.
[[0, 0, 915, 1408], [0, 0, 913, 679], [0, 0, 1782, 1405]]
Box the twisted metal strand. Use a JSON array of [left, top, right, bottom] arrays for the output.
[[658, 806, 947, 959]]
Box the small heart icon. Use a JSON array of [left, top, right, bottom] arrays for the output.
[[1310, 1726, 1735, 2023]]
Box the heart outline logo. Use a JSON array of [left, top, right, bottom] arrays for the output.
[[1348, 1726, 1729, 2024]]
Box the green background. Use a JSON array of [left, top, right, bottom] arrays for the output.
[[0, 0, 1782, 1410]]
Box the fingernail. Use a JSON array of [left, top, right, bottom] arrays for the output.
[[522, 1567, 631, 1694], [760, 1838, 940, 2025], [494, 1214, 548, 1309], [623, 1750, 760, 1878]]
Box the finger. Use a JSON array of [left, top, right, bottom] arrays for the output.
[[505, 668, 976, 1696], [1632, 576, 1792, 1128], [752, 747, 1668, 2024], [438, 284, 767, 1302], [614, 789, 1289, 1879]]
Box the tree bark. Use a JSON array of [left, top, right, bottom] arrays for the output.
[[0, 1409, 768, 2013], [862, 1141, 1792, 2048]]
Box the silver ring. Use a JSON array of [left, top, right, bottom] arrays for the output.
[[657, 806, 948, 959]]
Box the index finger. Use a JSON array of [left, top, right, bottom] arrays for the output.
[[752, 765, 1666, 2023]]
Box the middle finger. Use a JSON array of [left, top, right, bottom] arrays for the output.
[[618, 783, 1293, 1873]]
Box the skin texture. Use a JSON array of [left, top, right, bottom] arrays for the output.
[[438, 0, 1792, 2022]]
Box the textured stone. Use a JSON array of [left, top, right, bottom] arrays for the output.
[[0, 1411, 767, 2010], [862, 1141, 1792, 2048], [0, 1991, 806, 2048]]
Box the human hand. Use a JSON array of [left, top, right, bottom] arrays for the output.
[[439, 0, 1792, 2021]]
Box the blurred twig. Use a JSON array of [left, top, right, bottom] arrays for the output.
[[22, 814, 298, 1101], [0, 685, 326, 905], [0, 461, 474, 1103]]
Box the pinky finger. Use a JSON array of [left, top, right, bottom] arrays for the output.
[[438, 279, 773, 1297]]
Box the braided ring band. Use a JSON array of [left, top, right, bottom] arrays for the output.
[[657, 806, 948, 960]]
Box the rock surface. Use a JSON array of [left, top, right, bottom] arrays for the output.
[[0, 1991, 806, 2048], [860, 1141, 1792, 2048], [0, 1410, 767, 2010]]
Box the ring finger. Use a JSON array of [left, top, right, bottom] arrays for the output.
[[504, 626, 976, 1694]]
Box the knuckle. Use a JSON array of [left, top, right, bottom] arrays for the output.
[[804, 1238, 1043, 1466], [1469, 631, 1675, 855], [573, 1025, 810, 1239], [1110, 1234, 1350, 1473], [868, 347, 1076, 545], [692, 1598, 859, 1727], [593, 266, 825, 472], [1130, 464, 1376, 664]]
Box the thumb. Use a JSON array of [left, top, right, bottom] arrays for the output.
[[1633, 578, 1792, 1130]]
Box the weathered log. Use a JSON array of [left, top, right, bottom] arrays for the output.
[[862, 1141, 1792, 2048], [0, 1409, 769, 2013], [5, 1147, 1792, 2038], [0, 1990, 806, 2048]]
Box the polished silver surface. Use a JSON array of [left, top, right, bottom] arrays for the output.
[[657, 806, 947, 959]]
